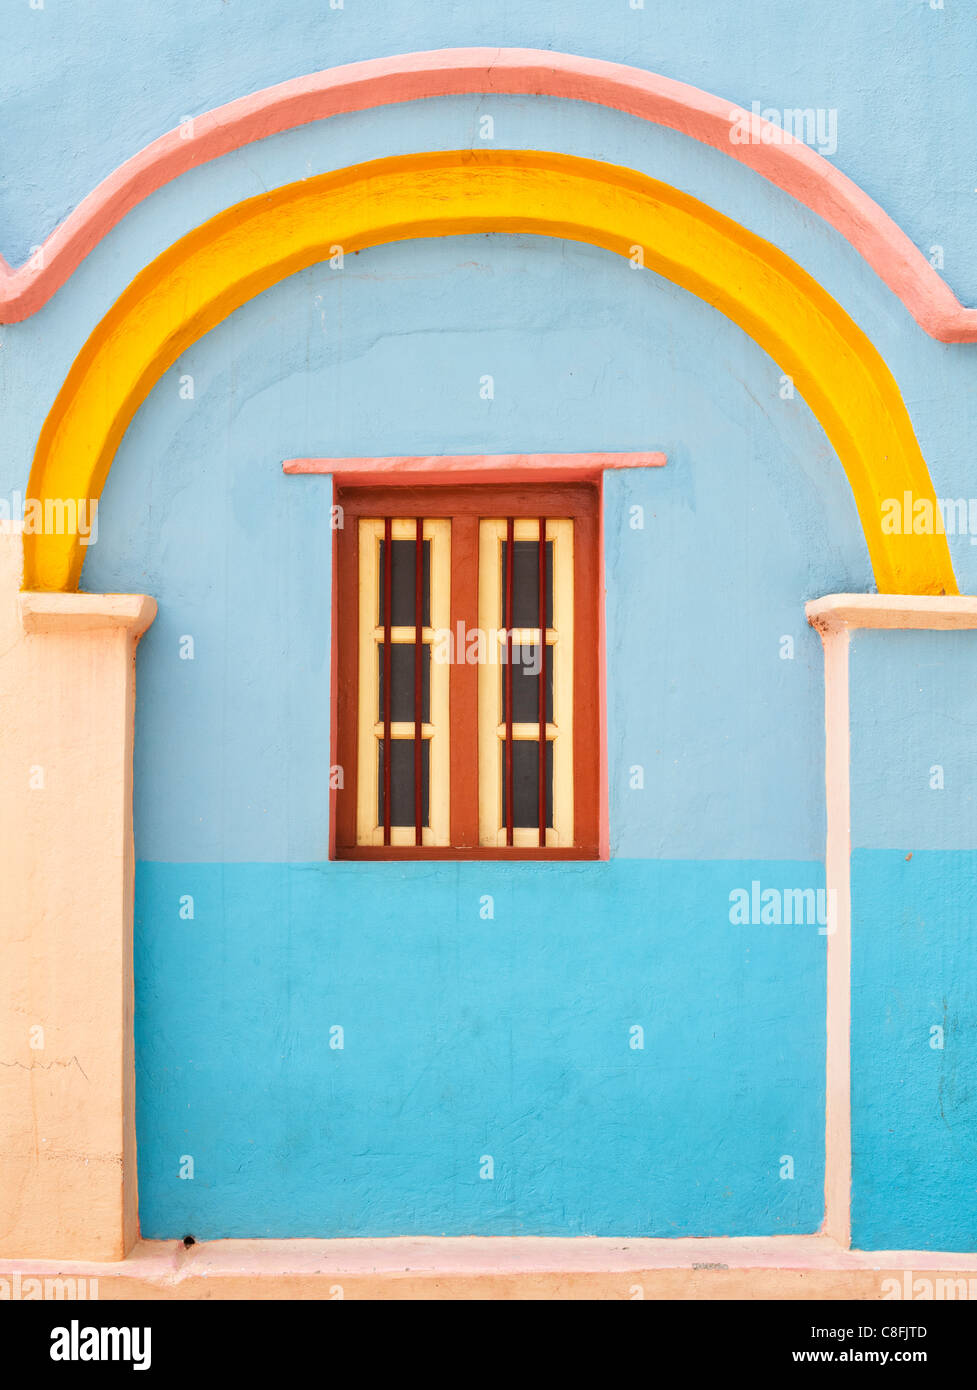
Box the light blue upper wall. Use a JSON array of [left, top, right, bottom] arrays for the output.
[[3, 0, 976, 300], [851, 630, 977, 852], [3, 0, 974, 857], [76, 234, 862, 862], [2, 1, 977, 590]]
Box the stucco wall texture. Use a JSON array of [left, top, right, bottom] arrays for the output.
[[2, 2, 976, 1247]]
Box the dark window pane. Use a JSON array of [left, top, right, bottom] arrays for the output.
[[501, 739, 553, 830], [378, 537, 430, 628], [378, 739, 429, 828], [378, 643, 430, 724], [502, 642, 553, 724], [501, 539, 553, 629]]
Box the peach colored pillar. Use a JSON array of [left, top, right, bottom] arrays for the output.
[[0, 524, 155, 1260]]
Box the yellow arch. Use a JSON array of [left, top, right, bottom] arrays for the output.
[[25, 149, 956, 594]]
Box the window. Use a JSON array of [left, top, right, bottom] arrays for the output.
[[334, 484, 600, 858]]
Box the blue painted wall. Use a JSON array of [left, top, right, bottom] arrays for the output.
[[850, 632, 977, 1250], [135, 861, 825, 1237], [90, 243, 834, 1235], [2, 1, 976, 1242]]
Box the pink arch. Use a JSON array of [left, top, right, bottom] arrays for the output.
[[2, 47, 974, 340]]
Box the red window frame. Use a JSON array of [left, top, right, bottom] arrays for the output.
[[332, 482, 601, 859]]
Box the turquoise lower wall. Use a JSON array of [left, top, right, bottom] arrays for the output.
[[851, 850, 977, 1252], [135, 860, 826, 1238]]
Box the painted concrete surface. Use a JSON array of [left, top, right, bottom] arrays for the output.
[[134, 859, 826, 1238], [851, 630, 977, 851], [10, 1235, 977, 1301], [0, 529, 153, 1260], [84, 242, 840, 1237], [4, 51, 972, 340], [32, 153, 942, 593], [31, 225, 846, 1241], [81, 240, 856, 864], [3, 3, 977, 1259], [850, 630, 977, 1250], [68, 234, 952, 1247], [5, 21, 977, 592], [851, 849, 977, 1251], [4, 2, 976, 309]]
